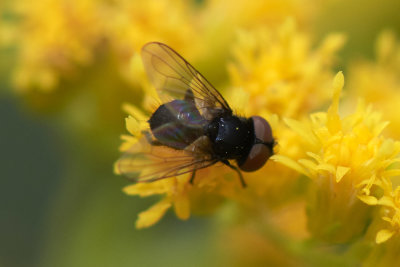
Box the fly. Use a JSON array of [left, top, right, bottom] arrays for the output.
[[117, 42, 275, 187]]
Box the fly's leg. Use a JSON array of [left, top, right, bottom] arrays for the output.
[[221, 160, 246, 188], [189, 170, 197, 185]]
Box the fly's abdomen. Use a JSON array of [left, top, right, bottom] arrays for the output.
[[148, 100, 205, 150]]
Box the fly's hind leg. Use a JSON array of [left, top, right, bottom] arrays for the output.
[[221, 160, 246, 188]]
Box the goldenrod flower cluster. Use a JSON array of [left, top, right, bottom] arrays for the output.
[[4, 0, 400, 265], [1, 0, 315, 93], [1, 0, 198, 91]]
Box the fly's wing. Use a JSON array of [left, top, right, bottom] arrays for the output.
[[141, 42, 232, 120], [116, 124, 217, 182]]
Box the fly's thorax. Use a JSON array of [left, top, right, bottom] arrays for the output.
[[206, 115, 254, 160]]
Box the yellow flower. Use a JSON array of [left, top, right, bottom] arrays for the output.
[[274, 72, 400, 243], [227, 19, 346, 118]]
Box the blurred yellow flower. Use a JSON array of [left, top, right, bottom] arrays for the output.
[[201, 0, 317, 29], [4, 0, 320, 93], [347, 31, 400, 138], [198, 0, 320, 60], [3, 0, 199, 92], [101, 0, 200, 85], [227, 19, 346, 118], [8, 0, 103, 91]]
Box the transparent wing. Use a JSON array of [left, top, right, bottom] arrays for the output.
[[116, 125, 217, 182], [141, 42, 232, 120]]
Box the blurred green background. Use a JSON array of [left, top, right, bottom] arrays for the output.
[[2, 0, 400, 266], [0, 68, 218, 267]]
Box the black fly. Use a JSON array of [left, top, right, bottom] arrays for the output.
[[117, 42, 275, 187]]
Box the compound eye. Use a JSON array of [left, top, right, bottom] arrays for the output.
[[239, 116, 274, 172]]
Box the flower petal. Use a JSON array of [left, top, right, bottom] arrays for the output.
[[376, 229, 395, 244], [136, 199, 172, 229], [173, 193, 190, 220], [272, 155, 309, 177], [357, 195, 378, 205], [123, 181, 169, 197], [327, 72, 344, 133], [336, 166, 350, 183]]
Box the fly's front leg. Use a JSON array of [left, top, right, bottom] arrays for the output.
[[221, 160, 246, 188]]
